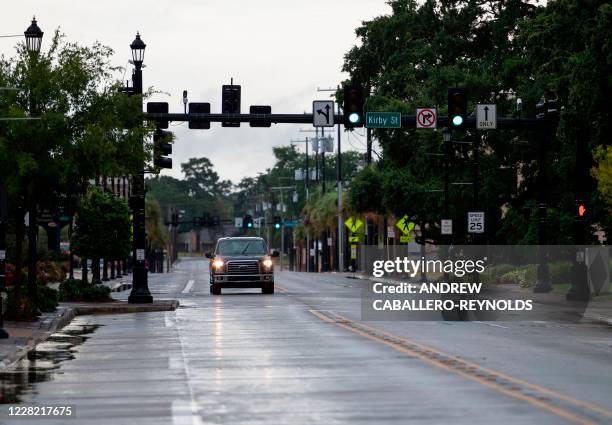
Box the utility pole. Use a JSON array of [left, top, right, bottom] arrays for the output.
[[533, 97, 553, 293], [317, 86, 343, 272]]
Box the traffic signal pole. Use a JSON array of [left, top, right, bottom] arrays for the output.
[[144, 112, 550, 131], [128, 61, 153, 304], [337, 103, 344, 273]]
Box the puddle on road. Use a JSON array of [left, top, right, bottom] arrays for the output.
[[0, 322, 101, 403]]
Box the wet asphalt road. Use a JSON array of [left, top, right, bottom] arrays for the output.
[[1, 256, 611, 424]]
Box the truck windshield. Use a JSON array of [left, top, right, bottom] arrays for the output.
[[216, 239, 267, 256]]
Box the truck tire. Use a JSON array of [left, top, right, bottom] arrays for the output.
[[262, 284, 274, 294], [211, 284, 221, 295]]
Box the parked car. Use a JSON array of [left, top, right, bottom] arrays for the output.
[[206, 237, 279, 295]]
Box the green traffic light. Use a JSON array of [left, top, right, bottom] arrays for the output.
[[247, 223, 253, 228], [452, 115, 463, 126], [275, 224, 280, 229], [348, 112, 361, 124]]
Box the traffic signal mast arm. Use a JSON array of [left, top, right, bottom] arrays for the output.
[[145, 111, 554, 130]]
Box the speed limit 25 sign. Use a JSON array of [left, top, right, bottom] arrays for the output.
[[467, 211, 485, 234]]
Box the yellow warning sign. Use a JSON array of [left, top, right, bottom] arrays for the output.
[[400, 235, 413, 243], [396, 215, 415, 235], [350, 244, 357, 260], [349, 235, 359, 243], [345, 217, 364, 233]]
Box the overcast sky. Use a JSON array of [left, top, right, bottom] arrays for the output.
[[2, 1, 390, 183]]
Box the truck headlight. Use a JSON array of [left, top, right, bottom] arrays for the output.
[[262, 259, 273, 268], [212, 259, 224, 269]]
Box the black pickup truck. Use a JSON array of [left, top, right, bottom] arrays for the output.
[[206, 237, 279, 295]]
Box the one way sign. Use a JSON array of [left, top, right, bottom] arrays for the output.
[[313, 101, 334, 127], [476, 104, 497, 129]]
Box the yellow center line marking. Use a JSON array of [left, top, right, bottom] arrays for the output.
[[330, 312, 612, 419], [309, 309, 606, 425], [274, 284, 288, 293]]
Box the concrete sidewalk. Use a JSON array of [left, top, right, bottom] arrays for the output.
[[0, 298, 179, 371]]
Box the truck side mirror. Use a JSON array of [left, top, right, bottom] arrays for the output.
[[271, 250, 280, 258], [205, 252, 212, 259]]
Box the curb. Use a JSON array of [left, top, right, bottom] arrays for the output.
[[62, 300, 179, 315], [106, 281, 133, 293], [583, 313, 612, 327], [0, 307, 77, 370], [0, 299, 179, 371]]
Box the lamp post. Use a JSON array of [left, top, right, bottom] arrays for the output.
[[24, 17, 43, 53], [25, 17, 43, 308], [127, 32, 152, 303]]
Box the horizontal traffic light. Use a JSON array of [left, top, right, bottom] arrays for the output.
[[147, 102, 169, 129]]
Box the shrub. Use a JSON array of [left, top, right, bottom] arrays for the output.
[[58, 279, 111, 302], [58, 278, 81, 301], [499, 269, 528, 287], [37, 285, 59, 313], [81, 284, 111, 302], [487, 264, 518, 282], [35, 261, 67, 285], [4, 289, 37, 321]]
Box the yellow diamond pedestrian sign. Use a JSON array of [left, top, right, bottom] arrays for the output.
[[344, 217, 364, 233], [396, 215, 415, 235]]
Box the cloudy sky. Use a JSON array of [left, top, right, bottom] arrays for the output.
[[2, 0, 390, 183]]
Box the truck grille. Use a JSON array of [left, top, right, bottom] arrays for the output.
[[226, 260, 260, 275]]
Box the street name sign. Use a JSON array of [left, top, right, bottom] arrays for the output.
[[467, 211, 485, 233], [345, 217, 364, 233], [313, 101, 334, 127], [365, 112, 401, 129], [441, 219, 453, 235], [416, 108, 437, 129], [476, 104, 497, 129]]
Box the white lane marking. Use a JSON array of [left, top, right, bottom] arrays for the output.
[[474, 321, 509, 329], [182, 279, 195, 294], [164, 311, 176, 328]]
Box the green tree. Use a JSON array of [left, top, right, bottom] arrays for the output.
[[71, 188, 131, 282], [145, 193, 168, 251], [0, 31, 145, 301], [340, 0, 611, 243], [592, 145, 612, 210]]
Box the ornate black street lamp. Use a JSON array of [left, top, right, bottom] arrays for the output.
[[127, 32, 152, 303], [24, 17, 43, 53], [24, 18, 44, 308]]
